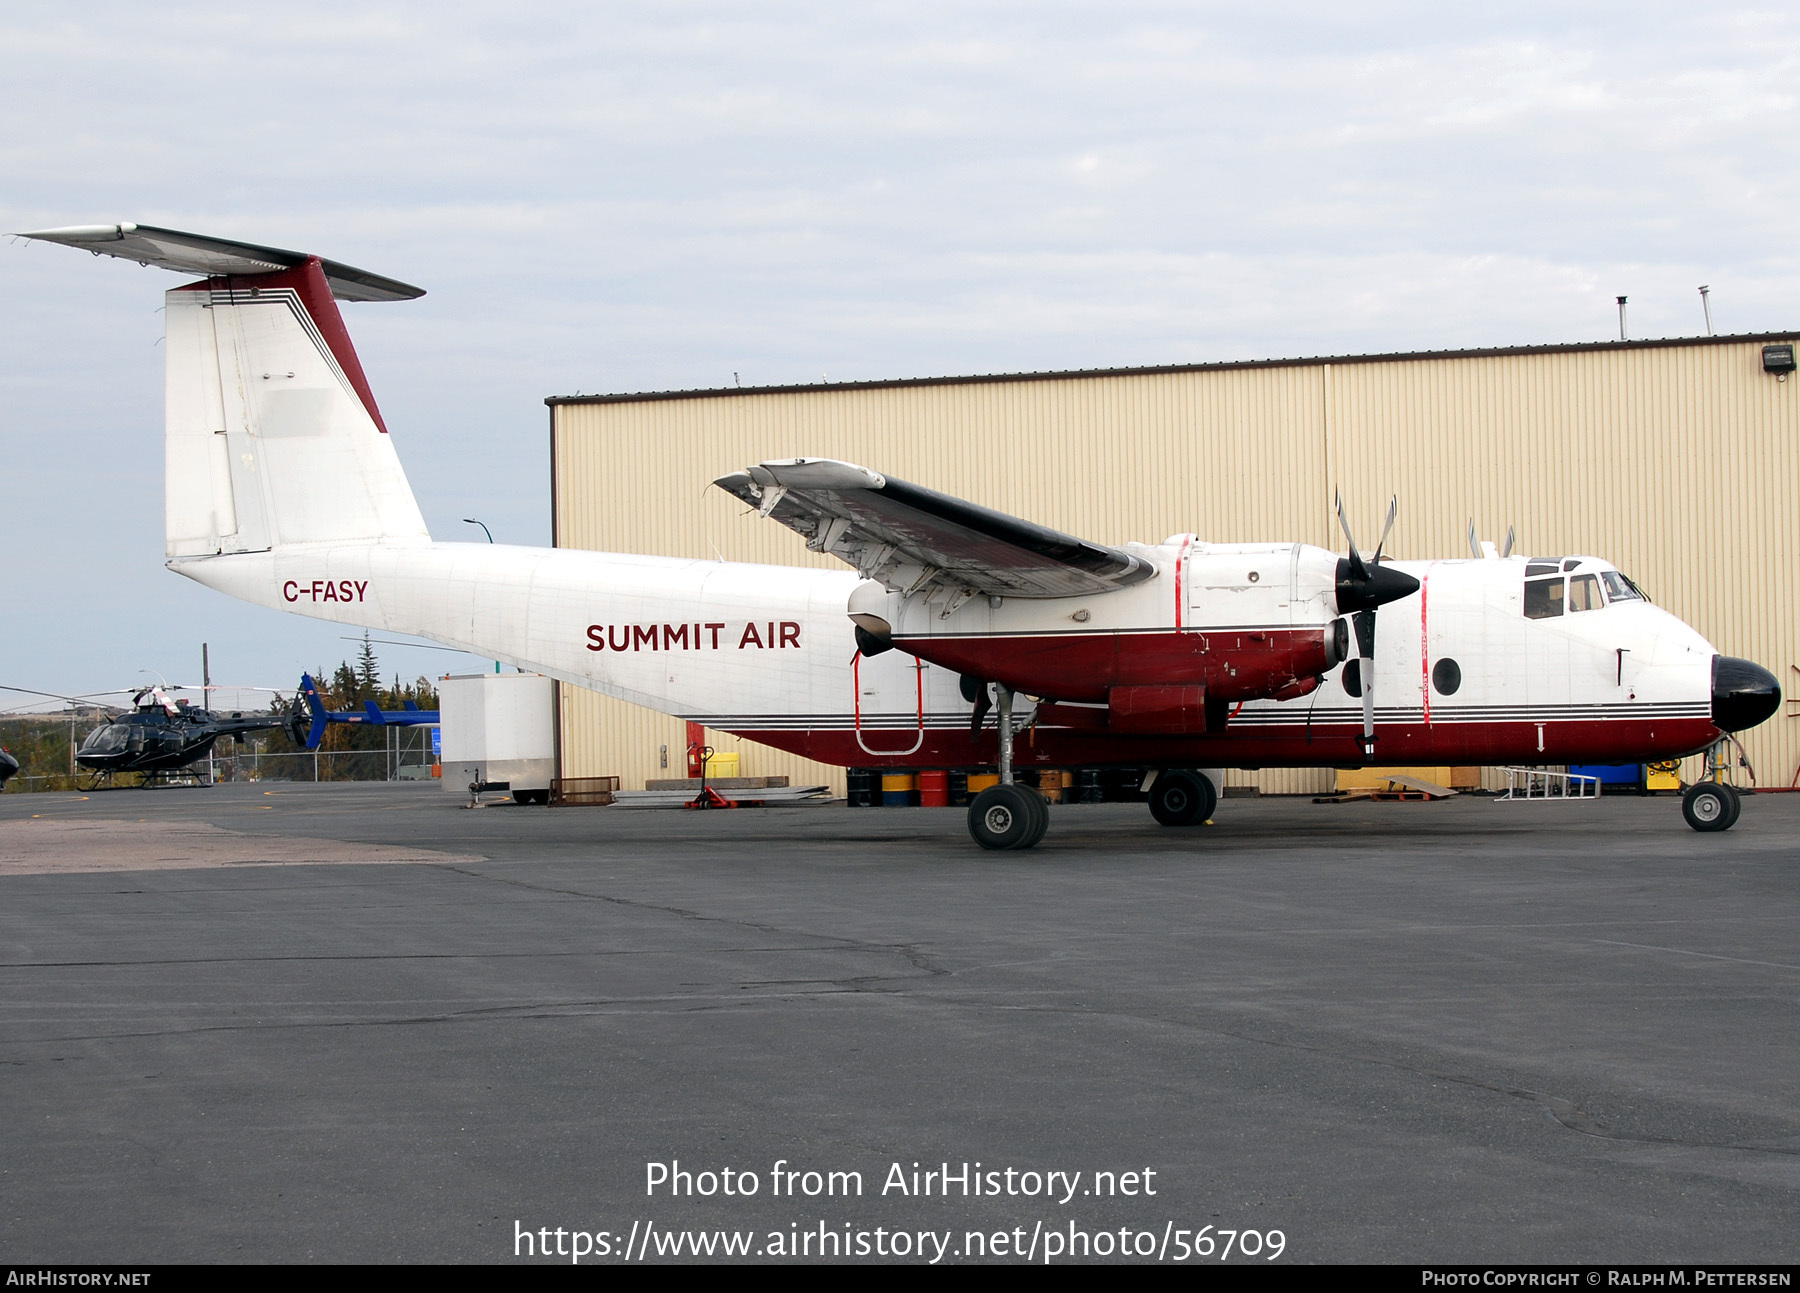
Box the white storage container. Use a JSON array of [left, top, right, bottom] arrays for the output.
[[439, 672, 555, 802]]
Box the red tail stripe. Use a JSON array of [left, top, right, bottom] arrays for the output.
[[174, 256, 388, 433]]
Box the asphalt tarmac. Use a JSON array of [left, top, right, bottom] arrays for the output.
[[1, 781, 1796, 1265]]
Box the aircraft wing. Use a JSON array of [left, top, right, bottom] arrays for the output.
[[713, 458, 1155, 602]]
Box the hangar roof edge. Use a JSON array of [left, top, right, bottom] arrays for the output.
[[545, 331, 1800, 406]]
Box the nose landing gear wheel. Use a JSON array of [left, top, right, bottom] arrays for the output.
[[1148, 769, 1217, 826], [968, 783, 1049, 850], [1682, 781, 1739, 832]]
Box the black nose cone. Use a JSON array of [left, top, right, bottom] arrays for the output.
[[1335, 558, 1421, 614], [1712, 656, 1781, 732]]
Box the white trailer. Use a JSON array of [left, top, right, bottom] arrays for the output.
[[439, 672, 555, 803]]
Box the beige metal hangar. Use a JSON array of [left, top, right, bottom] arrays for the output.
[[548, 333, 1800, 797]]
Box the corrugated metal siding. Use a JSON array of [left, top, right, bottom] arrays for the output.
[[555, 339, 1798, 798]]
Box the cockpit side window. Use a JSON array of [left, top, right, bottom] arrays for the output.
[[79, 725, 129, 753], [1524, 576, 1565, 619], [1600, 570, 1646, 603], [1568, 573, 1601, 612]]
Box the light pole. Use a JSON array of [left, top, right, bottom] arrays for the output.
[[463, 518, 501, 673]]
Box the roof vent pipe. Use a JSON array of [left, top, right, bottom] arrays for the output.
[[1699, 285, 1714, 336], [1617, 296, 1628, 341]]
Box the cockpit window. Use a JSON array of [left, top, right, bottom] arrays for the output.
[[1600, 570, 1646, 603], [1524, 577, 1565, 618], [1526, 562, 1560, 578], [1562, 558, 1582, 572], [80, 725, 129, 753], [1568, 573, 1601, 612]]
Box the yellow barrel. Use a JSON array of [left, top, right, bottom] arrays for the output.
[[880, 772, 918, 806], [965, 773, 999, 793], [1038, 770, 1063, 803]]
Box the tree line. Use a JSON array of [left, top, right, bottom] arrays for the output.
[[257, 635, 440, 781], [1, 636, 440, 791]]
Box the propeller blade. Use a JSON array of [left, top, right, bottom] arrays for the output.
[[1335, 493, 1419, 614], [1372, 495, 1398, 564], [1334, 492, 1367, 580], [1502, 525, 1516, 559], [1467, 519, 1481, 560], [1353, 608, 1378, 754]]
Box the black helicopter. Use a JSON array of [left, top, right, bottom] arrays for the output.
[[2, 684, 306, 788]]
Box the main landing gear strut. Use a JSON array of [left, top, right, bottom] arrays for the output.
[[966, 684, 1049, 851], [963, 685, 1223, 850]]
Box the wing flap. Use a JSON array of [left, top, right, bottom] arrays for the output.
[[715, 458, 1154, 601]]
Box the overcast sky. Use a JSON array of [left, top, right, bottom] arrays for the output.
[[4, 2, 1798, 710]]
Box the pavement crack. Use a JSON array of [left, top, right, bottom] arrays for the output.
[[432, 863, 952, 979], [0, 987, 899, 1046], [936, 997, 1800, 1159], [0, 946, 869, 970]]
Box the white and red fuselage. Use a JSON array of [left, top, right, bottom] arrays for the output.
[[23, 221, 1773, 781], [183, 536, 1729, 772]]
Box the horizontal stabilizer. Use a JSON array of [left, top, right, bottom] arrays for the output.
[[714, 458, 1154, 601], [17, 223, 424, 302]]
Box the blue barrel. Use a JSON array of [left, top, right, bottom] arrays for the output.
[[880, 772, 919, 806]]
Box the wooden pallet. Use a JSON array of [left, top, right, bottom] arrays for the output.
[[1314, 774, 1455, 805]]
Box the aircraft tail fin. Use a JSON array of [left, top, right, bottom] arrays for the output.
[[298, 673, 330, 749], [20, 224, 430, 556], [162, 257, 430, 555]]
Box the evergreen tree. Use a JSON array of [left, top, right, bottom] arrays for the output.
[[356, 632, 381, 700]]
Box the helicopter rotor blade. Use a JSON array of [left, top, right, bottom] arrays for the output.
[[0, 684, 126, 709]]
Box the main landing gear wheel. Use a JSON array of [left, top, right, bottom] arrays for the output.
[[968, 783, 1048, 851], [1682, 782, 1739, 832], [1149, 769, 1217, 827]]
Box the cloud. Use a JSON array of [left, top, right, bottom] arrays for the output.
[[4, 1, 1798, 692]]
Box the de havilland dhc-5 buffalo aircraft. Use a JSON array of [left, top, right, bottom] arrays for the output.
[[21, 223, 1782, 847]]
